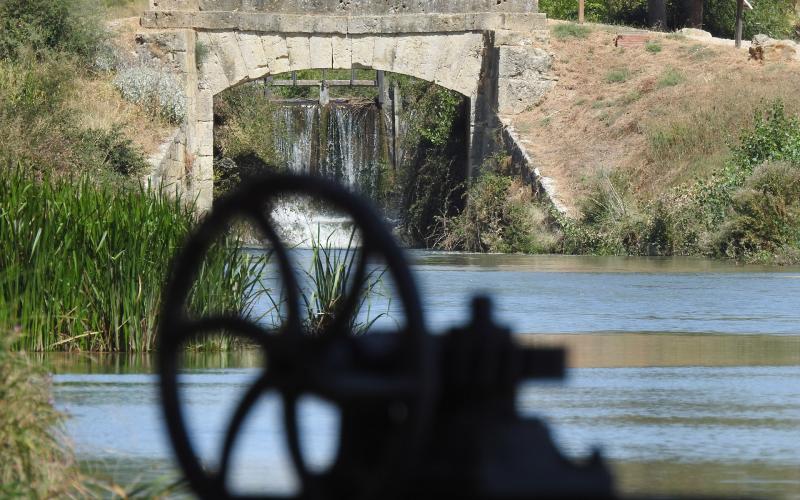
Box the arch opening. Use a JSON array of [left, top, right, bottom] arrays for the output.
[[212, 69, 472, 247]]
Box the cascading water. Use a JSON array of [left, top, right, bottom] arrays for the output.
[[269, 101, 390, 247]]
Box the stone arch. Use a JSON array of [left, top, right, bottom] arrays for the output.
[[139, 2, 555, 211]]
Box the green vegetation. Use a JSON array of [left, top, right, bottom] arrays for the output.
[[715, 161, 800, 263], [704, 0, 796, 40], [560, 101, 800, 264], [436, 171, 557, 254], [0, 0, 155, 180], [0, 333, 82, 497], [645, 40, 663, 53], [214, 84, 281, 194], [293, 232, 388, 336], [0, 170, 267, 352], [605, 67, 631, 83], [657, 67, 684, 88], [540, 0, 798, 40], [0, 0, 106, 64], [552, 23, 593, 39], [393, 76, 469, 247]]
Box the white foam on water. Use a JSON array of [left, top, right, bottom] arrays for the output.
[[270, 198, 359, 249]]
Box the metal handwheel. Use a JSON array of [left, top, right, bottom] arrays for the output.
[[158, 174, 436, 500]]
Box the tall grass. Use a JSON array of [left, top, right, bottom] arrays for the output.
[[264, 230, 389, 336], [0, 169, 266, 352], [303, 231, 388, 335], [0, 331, 82, 497]]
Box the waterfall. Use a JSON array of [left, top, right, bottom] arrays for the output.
[[268, 101, 390, 247]]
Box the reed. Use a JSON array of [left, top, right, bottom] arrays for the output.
[[0, 330, 83, 497], [0, 169, 267, 352], [303, 231, 388, 335]]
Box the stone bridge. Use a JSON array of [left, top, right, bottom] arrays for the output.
[[140, 0, 555, 210]]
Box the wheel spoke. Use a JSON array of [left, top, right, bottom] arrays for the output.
[[219, 372, 273, 487], [250, 207, 303, 335]]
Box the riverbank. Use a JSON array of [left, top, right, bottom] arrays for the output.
[[502, 21, 800, 263], [522, 333, 800, 368]]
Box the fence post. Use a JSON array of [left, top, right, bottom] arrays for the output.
[[735, 0, 744, 48]]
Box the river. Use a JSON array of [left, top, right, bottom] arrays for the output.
[[51, 252, 800, 498]]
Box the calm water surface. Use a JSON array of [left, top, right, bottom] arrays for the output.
[[51, 253, 800, 498]]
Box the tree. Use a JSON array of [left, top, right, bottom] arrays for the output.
[[681, 0, 704, 27], [648, 0, 667, 28]]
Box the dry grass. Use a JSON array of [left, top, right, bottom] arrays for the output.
[[0, 333, 84, 498], [68, 76, 175, 156], [510, 21, 800, 213], [103, 0, 148, 20]]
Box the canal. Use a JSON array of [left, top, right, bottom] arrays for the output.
[[51, 253, 800, 498]]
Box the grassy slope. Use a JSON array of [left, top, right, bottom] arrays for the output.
[[511, 21, 800, 216], [94, 13, 174, 158]]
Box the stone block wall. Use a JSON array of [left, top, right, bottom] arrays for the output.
[[149, 0, 538, 14], [138, 2, 555, 211]]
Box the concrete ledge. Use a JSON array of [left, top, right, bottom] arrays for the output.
[[149, 0, 539, 14], [141, 11, 548, 34]]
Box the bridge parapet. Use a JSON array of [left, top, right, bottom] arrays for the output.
[[148, 0, 538, 14], [141, 11, 548, 34]]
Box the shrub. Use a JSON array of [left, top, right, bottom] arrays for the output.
[[734, 100, 800, 171], [714, 161, 800, 263], [0, 54, 83, 173], [645, 40, 663, 53], [214, 84, 280, 172], [438, 173, 556, 254], [0, 0, 106, 64], [73, 127, 150, 177], [114, 62, 187, 124], [0, 52, 75, 121]]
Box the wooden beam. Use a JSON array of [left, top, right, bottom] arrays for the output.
[[578, 0, 585, 24], [270, 79, 378, 87], [377, 70, 385, 107]]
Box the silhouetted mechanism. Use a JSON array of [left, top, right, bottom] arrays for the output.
[[158, 174, 615, 499]]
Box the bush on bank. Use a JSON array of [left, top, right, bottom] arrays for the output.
[[436, 172, 558, 254], [0, 1, 152, 180], [558, 101, 800, 263], [0, 169, 266, 352]]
